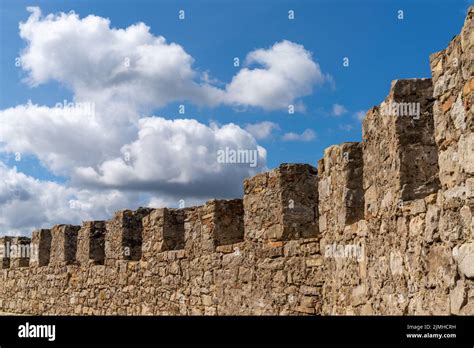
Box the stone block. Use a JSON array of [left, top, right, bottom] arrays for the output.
[[453, 242, 474, 278], [0, 237, 11, 269], [429, 8, 473, 193], [105, 207, 153, 262], [50, 225, 80, 266], [142, 208, 185, 260], [30, 229, 52, 267], [9, 237, 31, 268], [244, 163, 318, 241], [184, 199, 243, 256], [318, 142, 364, 233], [363, 79, 440, 218]]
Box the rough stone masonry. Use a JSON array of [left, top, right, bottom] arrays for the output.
[[0, 8, 472, 315]]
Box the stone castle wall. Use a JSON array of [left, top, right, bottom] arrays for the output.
[[0, 8, 472, 315]]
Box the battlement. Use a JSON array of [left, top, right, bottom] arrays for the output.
[[0, 236, 31, 269], [0, 237, 9, 269], [142, 208, 185, 260], [30, 229, 51, 267], [0, 8, 472, 316], [105, 207, 153, 263], [9, 237, 31, 268], [318, 142, 364, 233], [184, 199, 244, 256], [77, 221, 106, 265], [50, 224, 80, 266], [362, 78, 440, 218], [429, 7, 473, 200], [244, 163, 318, 242]]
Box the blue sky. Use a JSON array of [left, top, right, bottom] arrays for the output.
[[0, 0, 471, 234]]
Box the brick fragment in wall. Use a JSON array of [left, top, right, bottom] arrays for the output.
[[30, 229, 51, 267], [50, 224, 80, 266], [105, 207, 153, 263], [244, 163, 318, 242], [77, 221, 106, 265]]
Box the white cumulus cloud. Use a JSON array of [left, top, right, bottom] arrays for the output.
[[19, 7, 224, 109], [0, 103, 129, 175], [72, 117, 267, 198], [224, 40, 327, 110], [0, 163, 140, 235], [18, 8, 326, 112]]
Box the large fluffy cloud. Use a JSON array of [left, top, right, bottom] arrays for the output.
[[0, 163, 140, 234], [18, 7, 325, 111], [72, 117, 266, 198], [0, 103, 128, 174], [19, 7, 223, 109], [0, 7, 330, 234]]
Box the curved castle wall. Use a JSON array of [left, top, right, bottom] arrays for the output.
[[0, 7, 472, 316]]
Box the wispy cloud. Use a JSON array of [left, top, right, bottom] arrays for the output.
[[338, 124, 353, 132], [331, 103, 348, 117], [282, 129, 316, 142], [245, 121, 280, 140], [353, 110, 366, 122]]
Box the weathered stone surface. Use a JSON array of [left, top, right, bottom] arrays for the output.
[[50, 224, 80, 266], [30, 229, 51, 267], [318, 142, 364, 233], [77, 221, 106, 265], [450, 280, 467, 314], [453, 243, 474, 278], [105, 208, 153, 262], [423, 11, 474, 314], [142, 209, 185, 260], [430, 7, 473, 191], [244, 163, 318, 242], [363, 78, 440, 219], [184, 199, 244, 258]]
